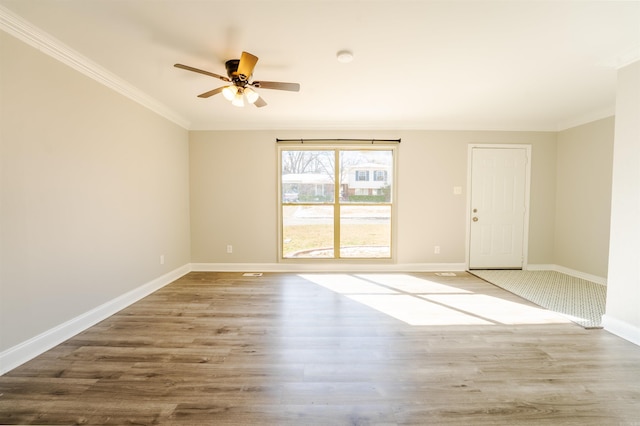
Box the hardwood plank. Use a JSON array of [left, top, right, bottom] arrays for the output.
[[1, 272, 639, 425]]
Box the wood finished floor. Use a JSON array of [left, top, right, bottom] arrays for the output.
[[1, 271, 639, 425]]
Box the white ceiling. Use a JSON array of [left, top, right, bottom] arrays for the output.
[[1, 0, 639, 131]]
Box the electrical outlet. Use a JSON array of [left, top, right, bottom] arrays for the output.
[[160, 255, 165, 265], [434, 246, 440, 254], [226, 245, 233, 254]]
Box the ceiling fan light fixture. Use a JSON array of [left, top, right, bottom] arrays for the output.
[[244, 87, 259, 104], [222, 85, 237, 101], [231, 90, 245, 107]]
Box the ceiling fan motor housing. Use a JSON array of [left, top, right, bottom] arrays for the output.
[[225, 59, 246, 81]]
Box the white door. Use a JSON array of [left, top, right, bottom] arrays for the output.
[[468, 147, 529, 269]]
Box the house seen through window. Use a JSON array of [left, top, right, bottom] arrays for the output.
[[279, 146, 395, 259]]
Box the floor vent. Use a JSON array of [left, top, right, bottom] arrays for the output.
[[243, 273, 263, 277], [435, 272, 457, 277]]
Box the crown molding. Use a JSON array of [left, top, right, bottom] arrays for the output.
[[612, 48, 640, 70], [555, 106, 616, 132], [0, 5, 191, 129]]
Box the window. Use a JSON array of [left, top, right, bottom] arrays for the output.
[[374, 170, 387, 181], [355, 170, 369, 181], [279, 146, 395, 260]]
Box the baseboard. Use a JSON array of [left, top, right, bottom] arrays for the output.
[[190, 262, 468, 273], [602, 315, 640, 347], [0, 264, 190, 375], [526, 264, 607, 285]]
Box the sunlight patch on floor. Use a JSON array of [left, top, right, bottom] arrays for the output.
[[355, 273, 471, 294], [423, 294, 572, 325], [348, 294, 491, 325], [300, 273, 398, 294], [299, 273, 572, 326]]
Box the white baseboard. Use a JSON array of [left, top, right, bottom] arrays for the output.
[[190, 262, 468, 273], [0, 264, 190, 375], [526, 264, 607, 285], [602, 315, 640, 347]]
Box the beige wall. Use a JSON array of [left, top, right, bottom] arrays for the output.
[[556, 117, 614, 278], [190, 131, 279, 263], [605, 60, 640, 341], [190, 130, 558, 266], [0, 32, 191, 351]]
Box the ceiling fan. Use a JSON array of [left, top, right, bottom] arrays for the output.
[[175, 51, 300, 108]]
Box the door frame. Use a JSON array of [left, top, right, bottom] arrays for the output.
[[465, 144, 532, 270]]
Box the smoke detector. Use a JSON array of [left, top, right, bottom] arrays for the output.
[[336, 50, 354, 63]]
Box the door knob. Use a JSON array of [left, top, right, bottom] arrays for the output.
[[472, 217, 479, 222]]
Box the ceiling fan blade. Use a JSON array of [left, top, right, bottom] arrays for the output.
[[252, 81, 300, 92], [253, 96, 267, 108], [174, 63, 230, 82], [197, 87, 225, 98], [237, 51, 258, 80]]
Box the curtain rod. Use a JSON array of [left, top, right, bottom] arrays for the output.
[[276, 138, 400, 144]]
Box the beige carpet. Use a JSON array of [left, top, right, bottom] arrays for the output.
[[470, 270, 606, 329]]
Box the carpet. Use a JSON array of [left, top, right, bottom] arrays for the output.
[[470, 269, 606, 329]]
